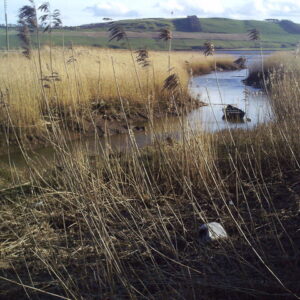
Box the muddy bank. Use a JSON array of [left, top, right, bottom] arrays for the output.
[[243, 70, 268, 88], [0, 97, 205, 155]]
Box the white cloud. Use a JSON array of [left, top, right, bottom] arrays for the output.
[[155, 0, 185, 13], [155, 0, 226, 15], [190, 0, 225, 14], [4, 0, 300, 26], [154, 0, 300, 20], [86, 2, 139, 17], [235, 0, 300, 18]]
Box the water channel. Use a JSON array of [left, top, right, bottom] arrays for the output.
[[0, 51, 274, 169]]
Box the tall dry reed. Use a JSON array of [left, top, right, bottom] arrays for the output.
[[1, 52, 300, 299]]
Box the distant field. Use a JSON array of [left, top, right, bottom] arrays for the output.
[[1, 17, 299, 51], [47, 31, 249, 41], [0, 33, 297, 51]]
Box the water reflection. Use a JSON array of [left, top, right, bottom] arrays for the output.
[[187, 68, 272, 132]]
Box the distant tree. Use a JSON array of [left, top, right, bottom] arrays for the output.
[[173, 16, 202, 32], [187, 15, 202, 32], [265, 19, 279, 23]]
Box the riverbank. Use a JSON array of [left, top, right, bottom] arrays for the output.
[[245, 51, 300, 88], [0, 47, 242, 153]]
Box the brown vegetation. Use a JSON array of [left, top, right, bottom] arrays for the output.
[[0, 47, 238, 149], [0, 52, 299, 299]]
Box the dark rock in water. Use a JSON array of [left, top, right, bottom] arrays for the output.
[[134, 126, 145, 132], [222, 105, 245, 121], [234, 56, 247, 69], [122, 124, 145, 132]]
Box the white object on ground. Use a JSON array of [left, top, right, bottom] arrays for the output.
[[33, 201, 44, 208], [199, 222, 228, 242]]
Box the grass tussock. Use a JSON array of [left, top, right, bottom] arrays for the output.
[[187, 55, 238, 76], [246, 51, 300, 87]]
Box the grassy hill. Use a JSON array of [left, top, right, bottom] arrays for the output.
[[1, 17, 300, 51], [75, 17, 300, 34]]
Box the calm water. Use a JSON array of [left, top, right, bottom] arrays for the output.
[[0, 51, 273, 168], [188, 68, 271, 132]]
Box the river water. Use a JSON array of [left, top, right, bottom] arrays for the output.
[[0, 51, 273, 168]]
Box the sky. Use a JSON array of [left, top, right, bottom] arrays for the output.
[[1, 0, 300, 26]]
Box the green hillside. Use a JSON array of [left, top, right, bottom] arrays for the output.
[[200, 18, 286, 34], [75, 17, 300, 35], [72, 18, 174, 32], [1, 17, 300, 51], [279, 20, 300, 34]]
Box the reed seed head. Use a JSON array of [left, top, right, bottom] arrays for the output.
[[39, 3, 62, 32], [248, 28, 260, 41], [159, 28, 172, 41], [203, 42, 215, 56], [18, 4, 37, 28], [108, 24, 127, 42], [135, 49, 150, 68], [163, 73, 180, 91]]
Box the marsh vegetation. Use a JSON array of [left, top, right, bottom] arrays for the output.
[[0, 4, 300, 299], [0, 47, 239, 149]]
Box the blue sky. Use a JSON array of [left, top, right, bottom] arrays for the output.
[[1, 0, 300, 26]]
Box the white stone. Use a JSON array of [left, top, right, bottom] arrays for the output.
[[199, 222, 228, 242], [33, 201, 44, 208]]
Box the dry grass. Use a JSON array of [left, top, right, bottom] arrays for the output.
[[0, 47, 236, 131], [1, 51, 300, 299], [188, 55, 238, 75], [1, 125, 299, 299], [246, 51, 300, 87]]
